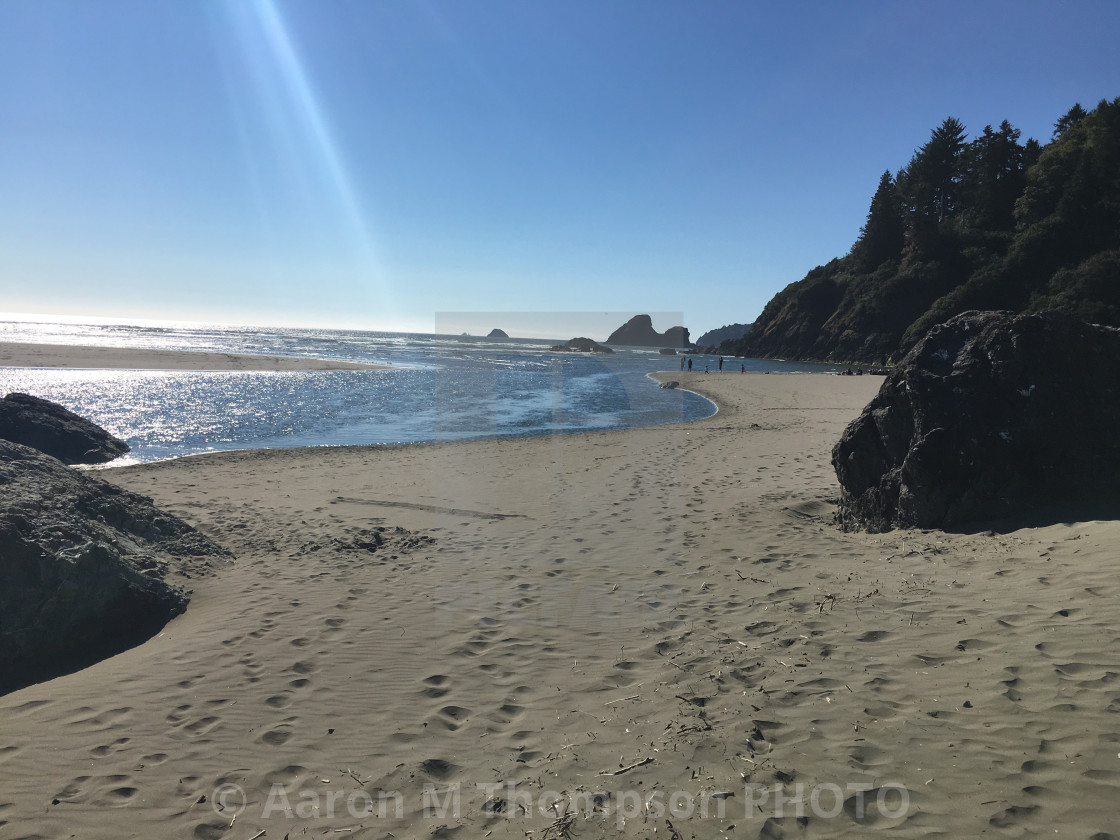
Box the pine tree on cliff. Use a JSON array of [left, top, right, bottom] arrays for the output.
[[957, 120, 1026, 232], [1052, 103, 1087, 139], [898, 117, 968, 251], [851, 171, 905, 271]]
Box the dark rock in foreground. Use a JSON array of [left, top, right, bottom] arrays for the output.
[[833, 310, 1120, 531], [0, 440, 229, 694], [0, 392, 130, 464], [550, 337, 614, 354], [487, 329, 509, 339], [606, 315, 691, 348]]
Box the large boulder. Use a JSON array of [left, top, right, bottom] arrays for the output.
[[606, 315, 691, 348], [0, 439, 229, 693], [833, 311, 1120, 531], [0, 392, 130, 464]]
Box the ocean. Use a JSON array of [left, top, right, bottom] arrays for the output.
[[0, 317, 842, 464]]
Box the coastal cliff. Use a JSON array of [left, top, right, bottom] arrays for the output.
[[694, 322, 751, 348], [722, 97, 1120, 364]]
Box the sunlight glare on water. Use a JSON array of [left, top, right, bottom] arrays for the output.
[[0, 320, 845, 463]]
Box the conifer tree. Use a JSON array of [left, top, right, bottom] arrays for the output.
[[1053, 103, 1087, 139], [852, 171, 905, 270], [897, 118, 968, 251]]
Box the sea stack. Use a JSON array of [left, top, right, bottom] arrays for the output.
[[606, 314, 691, 348]]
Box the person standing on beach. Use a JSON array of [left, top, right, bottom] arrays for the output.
[[680, 356, 685, 371], [719, 356, 723, 371], [687, 357, 692, 372]]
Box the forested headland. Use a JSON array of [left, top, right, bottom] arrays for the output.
[[723, 98, 1120, 364]]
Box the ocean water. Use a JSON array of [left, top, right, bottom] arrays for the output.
[[0, 318, 842, 464]]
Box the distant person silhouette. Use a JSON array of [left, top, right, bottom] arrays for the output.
[[719, 357, 723, 371], [680, 357, 685, 371], [687, 358, 692, 372]]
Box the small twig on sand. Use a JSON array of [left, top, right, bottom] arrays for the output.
[[604, 694, 640, 705], [598, 757, 654, 776]]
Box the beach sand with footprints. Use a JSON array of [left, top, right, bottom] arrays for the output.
[[2, 371, 1119, 838]]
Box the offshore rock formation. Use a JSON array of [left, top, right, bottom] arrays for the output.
[[0, 439, 230, 693], [487, 329, 509, 338], [550, 337, 614, 354], [606, 315, 691, 348], [833, 311, 1120, 531], [695, 322, 752, 348], [0, 392, 130, 464]]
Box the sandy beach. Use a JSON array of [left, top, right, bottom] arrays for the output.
[[0, 341, 391, 371], [1, 370, 1118, 838]]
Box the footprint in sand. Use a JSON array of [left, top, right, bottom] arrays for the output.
[[258, 724, 294, 746], [486, 703, 525, 725], [54, 774, 139, 807], [166, 704, 192, 723], [419, 758, 460, 781], [857, 629, 891, 643], [422, 675, 451, 699], [90, 737, 130, 757], [428, 705, 471, 731], [65, 707, 133, 730], [183, 716, 221, 736]]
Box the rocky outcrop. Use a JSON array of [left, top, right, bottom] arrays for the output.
[[550, 337, 614, 353], [0, 439, 229, 693], [487, 329, 509, 339], [833, 310, 1120, 531], [696, 322, 752, 348], [0, 392, 130, 464], [606, 315, 691, 348]]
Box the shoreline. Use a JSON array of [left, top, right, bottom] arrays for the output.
[[0, 341, 394, 371], [2, 372, 1118, 838]]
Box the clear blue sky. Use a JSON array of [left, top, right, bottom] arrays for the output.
[[1, 0, 1117, 340]]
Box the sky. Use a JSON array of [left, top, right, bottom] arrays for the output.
[[1, 1, 1118, 341]]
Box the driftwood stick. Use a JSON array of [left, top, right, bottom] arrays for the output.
[[598, 756, 654, 776]]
